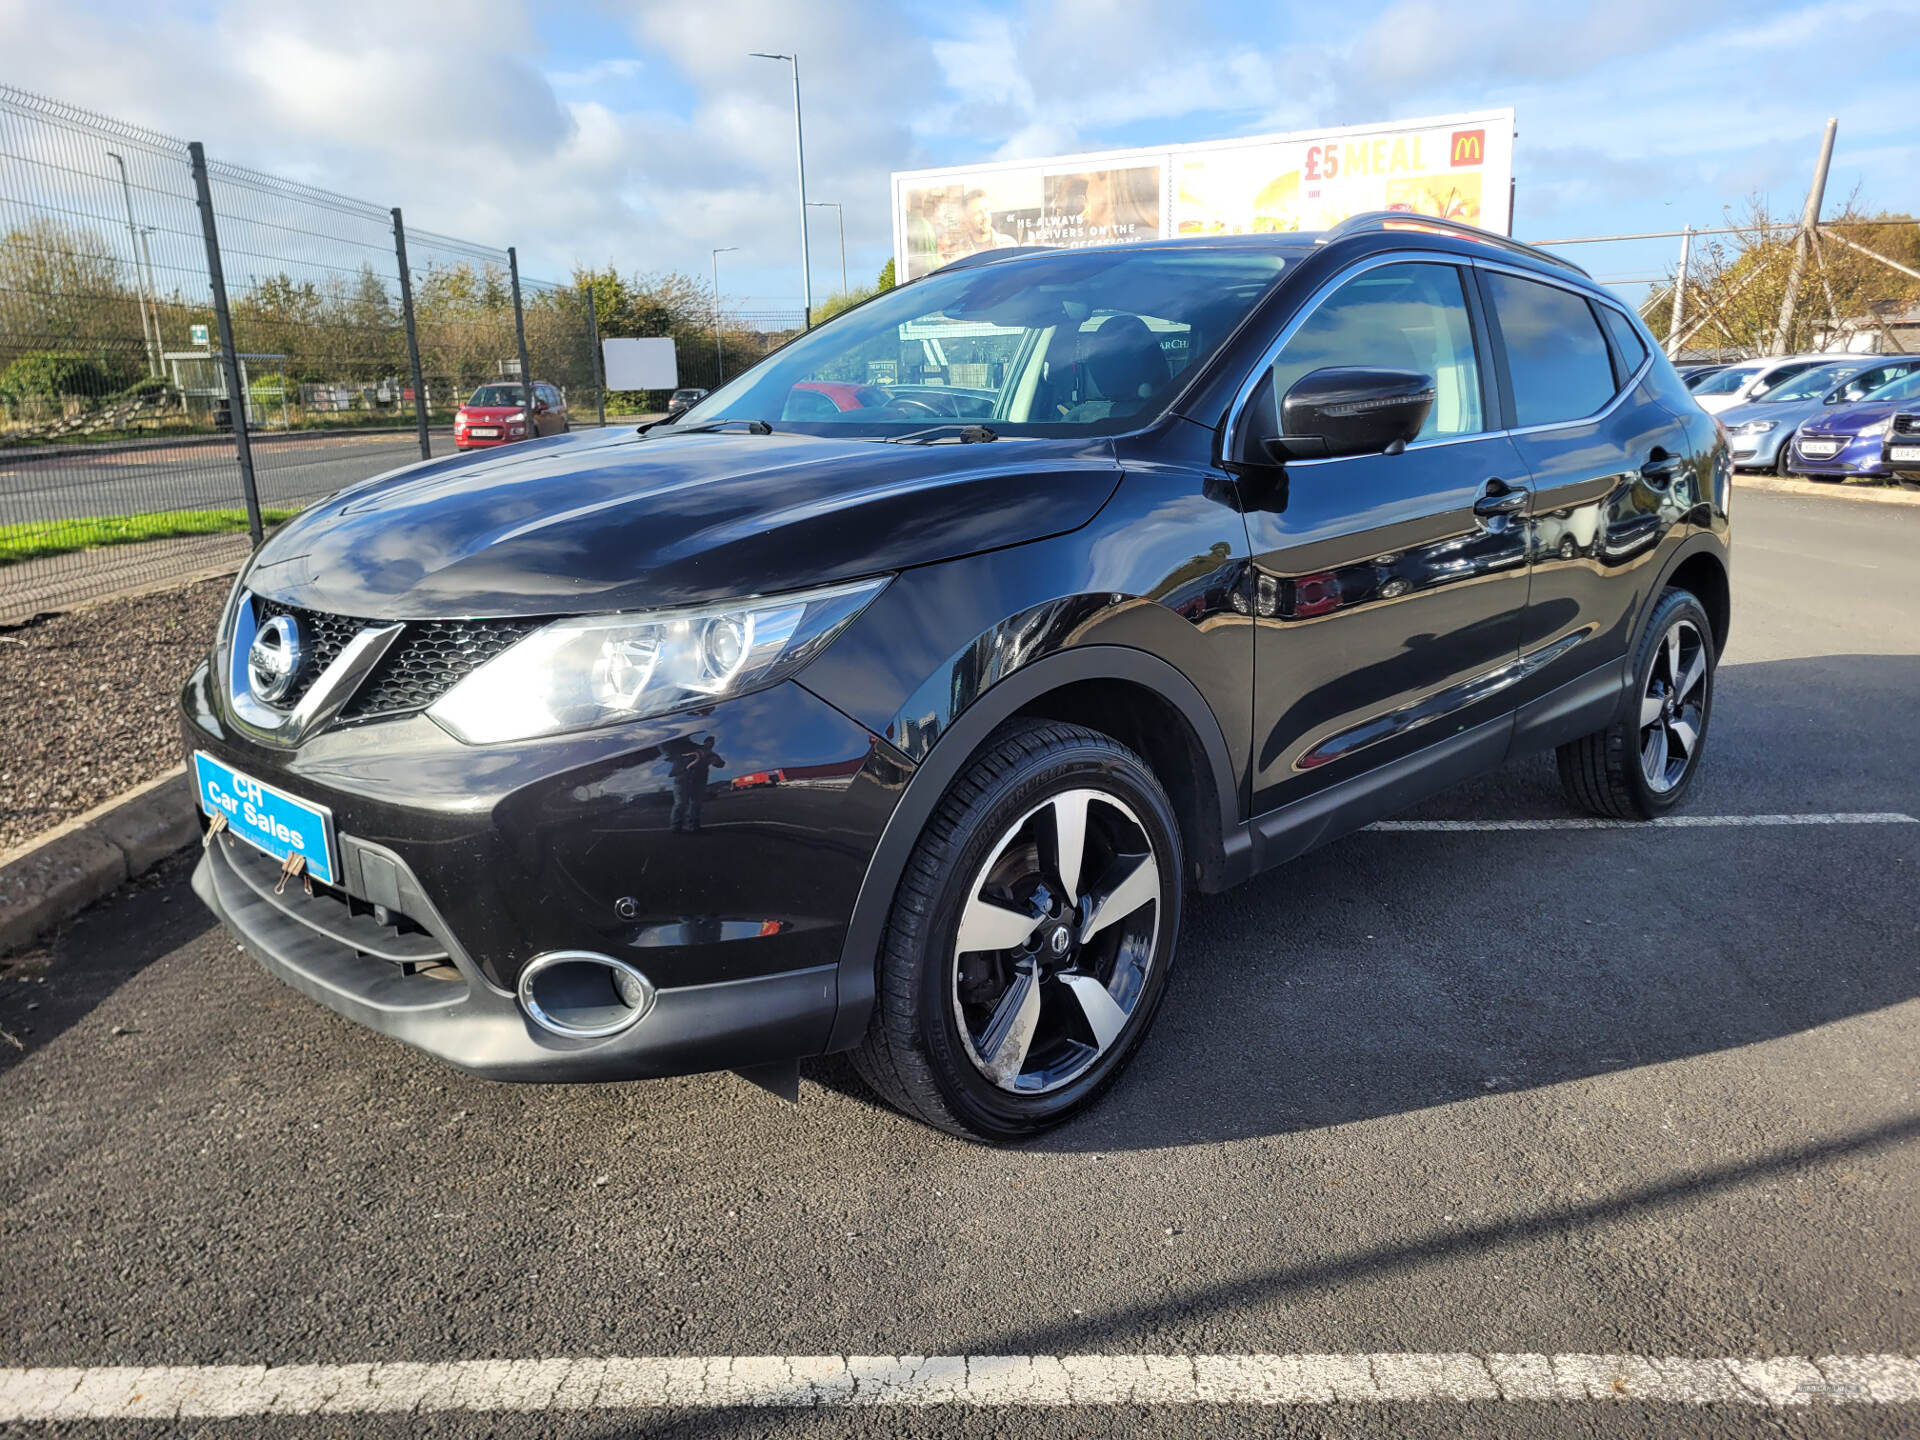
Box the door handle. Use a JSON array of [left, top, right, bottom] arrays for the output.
[[1641, 451, 1680, 484], [1473, 478, 1529, 517]]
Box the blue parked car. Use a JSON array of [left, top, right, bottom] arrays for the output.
[[1789, 368, 1920, 481], [1720, 355, 1920, 473]]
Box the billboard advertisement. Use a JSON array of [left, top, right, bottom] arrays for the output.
[[892, 110, 1514, 281]]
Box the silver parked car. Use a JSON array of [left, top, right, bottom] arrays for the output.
[[1719, 355, 1920, 472]]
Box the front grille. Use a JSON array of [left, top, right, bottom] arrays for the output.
[[1893, 413, 1920, 436], [249, 595, 544, 724], [342, 617, 543, 719], [253, 597, 361, 711]]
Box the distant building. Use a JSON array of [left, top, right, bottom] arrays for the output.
[[1815, 301, 1920, 354]]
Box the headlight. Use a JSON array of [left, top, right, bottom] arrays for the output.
[[1728, 419, 1776, 435], [507, 410, 526, 422], [1859, 417, 1893, 438], [427, 577, 890, 744]]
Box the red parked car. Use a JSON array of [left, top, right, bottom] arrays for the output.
[[454, 382, 570, 450]]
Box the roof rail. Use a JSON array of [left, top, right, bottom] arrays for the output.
[[1316, 212, 1591, 278]]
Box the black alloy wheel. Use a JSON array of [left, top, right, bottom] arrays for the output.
[[1557, 587, 1716, 820], [853, 720, 1182, 1142]]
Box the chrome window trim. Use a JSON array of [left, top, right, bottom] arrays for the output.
[[1221, 250, 1656, 464]]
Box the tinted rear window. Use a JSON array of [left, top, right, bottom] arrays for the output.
[[1486, 272, 1617, 427]]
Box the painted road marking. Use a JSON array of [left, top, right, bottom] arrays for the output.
[[1, 1355, 1917, 1417], [1368, 812, 1918, 832]]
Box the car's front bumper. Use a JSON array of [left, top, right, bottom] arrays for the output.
[[1727, 426, 1787, 468], [1788, 432, 1891, 478], [191, 834, 838, 1081], [181, 660, 908, 1081]]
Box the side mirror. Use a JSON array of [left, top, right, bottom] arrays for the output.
[[1270, 367, 1435, 461]]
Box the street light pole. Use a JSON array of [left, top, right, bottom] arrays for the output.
[[711, 246, 738, 384], [751, 52, 812, 327], [807, 201, 846, 295], [106, 151, 159, 376]]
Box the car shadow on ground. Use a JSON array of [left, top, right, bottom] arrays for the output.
[[807, 654, 1920, 1152], [1039, 653, 1920, 1153]]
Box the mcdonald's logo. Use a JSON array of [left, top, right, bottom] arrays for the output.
[[1450, 129, 1485, 166]]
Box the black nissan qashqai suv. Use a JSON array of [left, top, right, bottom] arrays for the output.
[[184, 214, 1731, 1142]]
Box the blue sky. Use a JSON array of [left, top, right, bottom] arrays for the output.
[[7, 0, 1916, 311]]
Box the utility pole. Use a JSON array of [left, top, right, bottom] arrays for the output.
[[1666, 225, 1692, 356], [106, 151, 160, 376], [1771, 118, 1837, 356], [751, 52, 812, 327], [711, 246, 738, 384], [808, 201, 846, 295]]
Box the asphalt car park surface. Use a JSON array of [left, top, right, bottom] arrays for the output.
[[1, 487, 1916, 1437]]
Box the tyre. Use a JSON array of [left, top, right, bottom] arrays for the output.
[[1773, 439, 1793, 476], [852, 719, 1182, 1142], [1557, 587, 1716, 820]]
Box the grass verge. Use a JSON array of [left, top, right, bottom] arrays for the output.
[[0, 508, 300, 566]]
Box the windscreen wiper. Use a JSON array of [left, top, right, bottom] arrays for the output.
[[655, 417, 774, 436], [885, 424, 999, 445]]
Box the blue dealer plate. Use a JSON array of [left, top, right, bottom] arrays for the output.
[[193, 751, 337, 885]]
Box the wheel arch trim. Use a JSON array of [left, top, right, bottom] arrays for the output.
[[819, 644, 1243, 1053], [1643, 532, 1732, 658]]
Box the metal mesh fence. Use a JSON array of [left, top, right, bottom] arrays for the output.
[[0, 86, 603, 624]]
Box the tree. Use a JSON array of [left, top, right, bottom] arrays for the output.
[[812, 286, 878, 323], [0, 218, 148, 382], [1643, 195, 1920, 358], [571, 263, 768, 402], [876, 257, 896, 291]]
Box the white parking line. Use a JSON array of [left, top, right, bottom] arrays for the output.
[[1, 1354, 1917, 1417], [1368, 813, 1918, 832]]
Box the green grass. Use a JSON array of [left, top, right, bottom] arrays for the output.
[[0, 507, 300, 566]]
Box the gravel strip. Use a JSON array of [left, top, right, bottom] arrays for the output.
[[0, 577, 228, 853]]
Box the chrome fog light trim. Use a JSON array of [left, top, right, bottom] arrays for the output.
[[517, 951, 657, 1039]]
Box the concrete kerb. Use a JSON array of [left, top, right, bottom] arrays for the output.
[[0, 766, 199, 952], [1733, 473, 1920, 505]]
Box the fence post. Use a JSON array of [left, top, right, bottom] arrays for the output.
[[392, 207, 432, 462], [188, 140, 263, 547], [583, 285, 606, 427], [508, 246, 534, 423]]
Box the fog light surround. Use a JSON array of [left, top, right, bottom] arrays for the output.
[[517, 951, 656, 1038]]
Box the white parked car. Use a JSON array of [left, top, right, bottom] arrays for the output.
[[1688, 355, 1848, 415]]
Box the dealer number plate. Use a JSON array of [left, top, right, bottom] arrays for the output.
[[1890, 445, 1920, 462], [1798, 440, 1840, 457], [469, 426, 500, 438], [193, 751, 337, 885]]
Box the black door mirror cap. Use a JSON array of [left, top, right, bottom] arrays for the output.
[[1279, 367, 1435, 460]]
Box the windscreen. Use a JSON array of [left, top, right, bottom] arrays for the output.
[[1691, 365, 1759, 396], [468, 385, 525, 407], [1764, 364, 1852, 403], [672, 248, 1288, 437], [1865, 370, 1920, 404]]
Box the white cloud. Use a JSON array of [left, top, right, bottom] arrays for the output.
[[1, 0, 1910, 309]]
